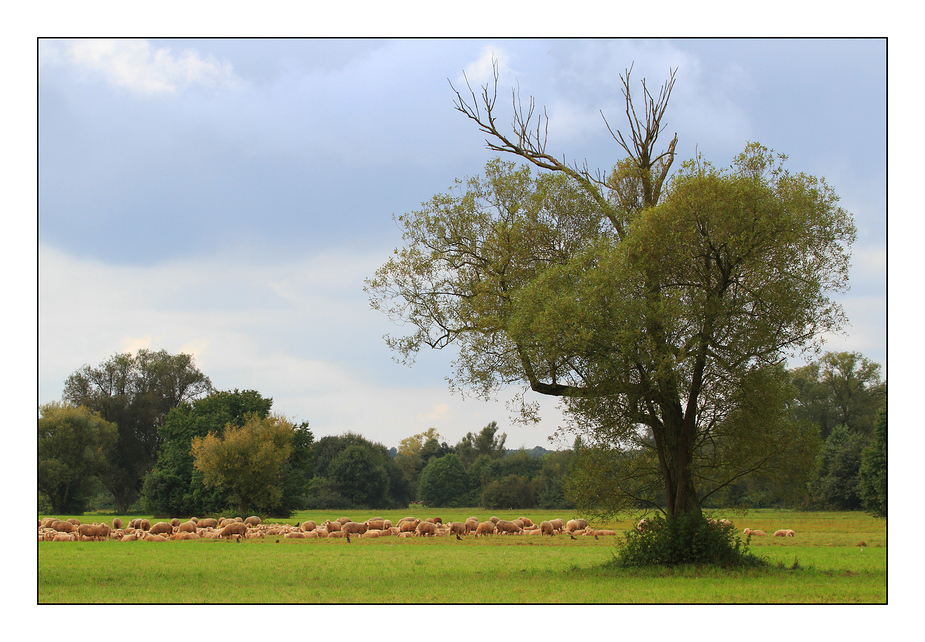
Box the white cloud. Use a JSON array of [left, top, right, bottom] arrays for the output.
[[457, 45, 515, 86], [41, 39, 245, 97], [37, 242, 566, 448]]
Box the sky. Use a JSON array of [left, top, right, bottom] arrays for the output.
[[36, 37, 887, 452]]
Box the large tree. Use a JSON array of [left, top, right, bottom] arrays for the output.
[[366, 64, 855, 521], [62, 349, 212, 512], [38, 402, 118, 514]]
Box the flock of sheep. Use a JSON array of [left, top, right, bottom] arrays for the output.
[[37, 514, 618, 543], [39, 514, 796, 543]]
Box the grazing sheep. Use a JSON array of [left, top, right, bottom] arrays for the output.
[[489, 516, 500, 524], [170, 518, 181, 527], [416, 521, 438, 537], [540, 521, 554, 536], [743, 528, 766, 537], [342, 522, 369, 535], [366, 518, 387, 530], [566, 520, 581, 533], [447, 522, 466, 537], [149, 522, 173, 536], [637, 518, 651, 533], [112, 517, 123, 530], [719, 519, 732, 527], [464, 517, 479, 535], [335, 517, 353, 525], [474, 521, 496, 537], [139, 519, 151, 532], [244, 516, 261, 527], [496, 520, 523, 535], [177, 520, 197, 534], [300, 520, 317, 532], [550, 519, 565, 534], [197, 518, 218, 529], [219, 522, 248, 538], [399, 519, 420, 533]]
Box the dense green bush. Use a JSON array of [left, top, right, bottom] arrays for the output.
[[617, 513, 765, 568]]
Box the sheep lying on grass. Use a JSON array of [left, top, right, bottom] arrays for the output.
[[774, 529, 796, 537]]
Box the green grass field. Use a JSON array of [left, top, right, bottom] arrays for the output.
[[37, 508, 886, 604]]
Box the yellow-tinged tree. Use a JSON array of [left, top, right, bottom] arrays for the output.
[[191, 413, 295, 515]]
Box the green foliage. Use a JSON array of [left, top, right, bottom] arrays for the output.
[[312, 433, 413, 509], [38, 402, 119, 514], [481, 474, 535, 509], [191, 413, 296, 515], [141, 389, 274, 516], [328, 444, 390, 509], [62, 349, 212, 512], [859, 410, 887, 517], [808, 424, 866, 510], [419, 454, 470, 507], [617, 513, 765, 568]]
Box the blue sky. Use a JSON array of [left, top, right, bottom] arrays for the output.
[[37, 37, 887, 450]]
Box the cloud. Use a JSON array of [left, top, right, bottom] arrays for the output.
[[40, 39, 245, 97], [456, 45, 515, 86]]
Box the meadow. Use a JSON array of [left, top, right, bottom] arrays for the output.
[[37, 508, 886, 604]]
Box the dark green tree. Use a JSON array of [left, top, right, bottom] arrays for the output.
[[313, 433, 412, 509], [63, 349, 212, 512], [808, 424, 865, 510], [791, 351, 885, 440], [419, 454, 470, 507], [38, 402, 118, 514], [859, 410, 887, 517], [328, 444, 390, 509]]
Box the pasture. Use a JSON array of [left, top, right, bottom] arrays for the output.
[[37, 508, 886, 604]]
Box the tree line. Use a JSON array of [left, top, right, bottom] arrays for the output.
[[39, 347, 884, 518]]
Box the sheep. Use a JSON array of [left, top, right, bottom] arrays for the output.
[[244, 516, 261, 527], [197, 518, 218, 529], [637, 518, 651, 533], [170, 518, 181, 527], [112, 517, 123, 530], [518, 516, 534, 528], [549, 518, 565, 534], [464, 517, 480, 535], [399, 519, 420, 534], [342, 522, 369, 536], [447, 522, 466, 537], [219, 522, 248, 538], [474, 521, 496, 537], [566, 519, 582, 533], [149, 521, 173, 536], [540, 521, 555, 536], [300, 520, 317, 532], [335, 517, 353, 525], [774, 529, 796, 537], [177, 520, 197, 534], [415, 521, 438, 537], [325, 520, 342, 532], [743, 528, 766, 537], [144, 533, 168, 542], [366, 518, 387, 531], [496, 520, 523, 535], [174, 531, 200, 540]]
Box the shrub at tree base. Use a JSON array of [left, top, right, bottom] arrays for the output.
[[617, 514, 766, 568]]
